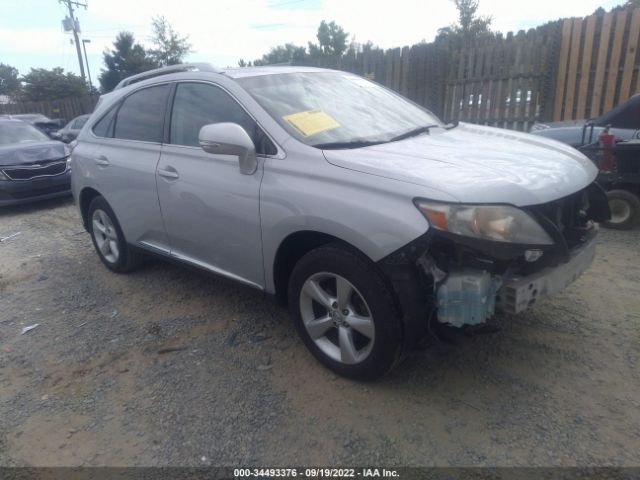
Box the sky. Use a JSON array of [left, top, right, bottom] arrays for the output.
[[0, 0, 624, 88]]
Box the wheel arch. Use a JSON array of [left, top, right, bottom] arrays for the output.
[[79, 187, 103, 230], [273, 230, 343, 305], [272, 230, 399, 309]]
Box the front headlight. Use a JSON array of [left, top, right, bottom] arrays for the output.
[[415, 200, 554, 245]]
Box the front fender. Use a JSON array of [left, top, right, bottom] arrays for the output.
[[259, 156, 439, 294]]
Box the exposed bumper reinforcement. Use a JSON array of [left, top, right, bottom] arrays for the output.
[[497, 232, 598, 314]]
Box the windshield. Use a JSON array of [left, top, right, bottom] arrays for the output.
[[14, 114, 50, 122], [237, 72, 442, 148], [0, 122, 50, 145]]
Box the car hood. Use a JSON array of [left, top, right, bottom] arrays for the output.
[[322, 123, 598, 206], [0, 141, 69, 167]]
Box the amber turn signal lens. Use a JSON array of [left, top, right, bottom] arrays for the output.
[[419, 206, 449, 231]]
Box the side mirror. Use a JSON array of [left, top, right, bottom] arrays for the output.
[[198, 123, 258, 175]]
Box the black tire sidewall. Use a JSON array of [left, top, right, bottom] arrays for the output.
[[87, 196, 132, 272], [288, 244, 402, 380], [604, 189, 640, 230]]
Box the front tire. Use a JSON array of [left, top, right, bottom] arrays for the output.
[[603, 189, 640, 230], [88, 196, 143, 273], [288, 243, 403, 380]]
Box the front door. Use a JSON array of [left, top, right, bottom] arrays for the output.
[[156, 82, 273, 289]]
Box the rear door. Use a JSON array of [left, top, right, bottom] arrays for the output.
[[92, 83, 172, 253], [156, 81, 276, 288]]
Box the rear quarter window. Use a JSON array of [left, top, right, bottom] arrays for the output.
[[92, 107, 117, 138]]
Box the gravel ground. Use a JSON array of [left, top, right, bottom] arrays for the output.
[[1, 196, 639, 467]]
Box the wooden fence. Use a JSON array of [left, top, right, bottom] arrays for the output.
[[336, 25, 562, 130], [553, 7, 640, 121], [441, 24, 562, 131], [332, 5, 640, 131], [0, 95, 98, 121]]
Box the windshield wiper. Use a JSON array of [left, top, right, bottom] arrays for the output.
[[312, 139, 388, 150], [388, 125, 440, 142], [313, 124, 442, 150]]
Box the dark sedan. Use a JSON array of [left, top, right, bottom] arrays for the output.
[[530, 93, 640, 145], [0, 114, 66, 139], [0, 119, 71, 207]]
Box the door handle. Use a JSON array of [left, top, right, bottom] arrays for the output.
[[95, 155, 110, 167], [158, 167, 180, 179]]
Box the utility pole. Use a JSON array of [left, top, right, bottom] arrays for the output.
[[82, 39, 93, 93], [59, 0, 87, 82]]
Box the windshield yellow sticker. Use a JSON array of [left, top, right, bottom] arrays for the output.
[[282, 110, 340, 137]]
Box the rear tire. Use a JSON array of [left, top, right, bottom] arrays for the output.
[[288, 243, 403, 380], [87, 196, 144, 273], [603, 189, 640, 230]]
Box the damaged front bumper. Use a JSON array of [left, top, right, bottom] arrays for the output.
[[496, 232, 597, 314], [378, 182, 607, 346], [433, 228, 597, 326]]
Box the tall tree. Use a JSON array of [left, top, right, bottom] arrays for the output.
[[308, 20, 349, 59], [99, 32, 156, 93], [0, 63, 21, 98], [20, 67, 86, 101], [148, 16, 192, 67], [252, 43, 307, 66], [436, 0, 493, 44]]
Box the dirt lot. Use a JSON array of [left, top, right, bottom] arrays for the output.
[[1, 196, 639, 467]]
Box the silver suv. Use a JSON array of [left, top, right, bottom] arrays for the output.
[[71, 64, 609, 380]]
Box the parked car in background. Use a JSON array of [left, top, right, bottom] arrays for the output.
[[530, 93, 640, 145], [0, 118, 71, 206], [55, 114, 90, 143], [71, 64, 609, 379], [1, 113, 66, 139], [531, 94, 640, 230]]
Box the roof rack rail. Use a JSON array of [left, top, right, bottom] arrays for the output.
[[114, 63, 223, 90]]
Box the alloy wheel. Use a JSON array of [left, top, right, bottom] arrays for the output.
[[299, 272, 375, 365], [92, 209, 120, 264]]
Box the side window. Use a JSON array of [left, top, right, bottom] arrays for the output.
[[169, 82, 276, 155], [114, 84, 170, 143], [92, 106, 117, 138], [74, 116, 88, 129]]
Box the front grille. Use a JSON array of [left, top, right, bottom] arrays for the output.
[[529, 188, 591, 250], [2, 161, 67, 181]]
